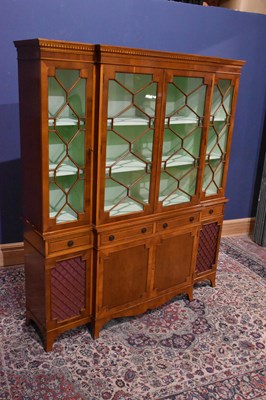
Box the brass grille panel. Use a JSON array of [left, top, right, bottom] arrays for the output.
[[196, 223, 220, 274], [51, 256, 86, 321]]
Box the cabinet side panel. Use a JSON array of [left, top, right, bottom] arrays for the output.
[[102, 244, 149, 309], [17, 59, 43, 230], [24, 240, 46, 328]]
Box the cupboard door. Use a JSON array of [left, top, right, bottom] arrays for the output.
[[98, 242, 150, 311], [47, 66, 93, 228], [157, 73, 208, 210], [99, 67, 163, 223], [202, 77, 237, 198], [153, 230, 196, 293]]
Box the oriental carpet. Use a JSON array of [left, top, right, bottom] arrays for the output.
[[0, 236, 265, 399]]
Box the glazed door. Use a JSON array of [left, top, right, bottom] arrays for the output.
[[45, 63, 94, 229], [98, 66, 163, 223], [202, 75, 239, 199], [156, 72, 209, 211]]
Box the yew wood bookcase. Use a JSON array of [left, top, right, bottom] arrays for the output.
[[14, 39, 244, 351]]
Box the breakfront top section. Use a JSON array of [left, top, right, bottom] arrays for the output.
[[15, 39, 244, 232]]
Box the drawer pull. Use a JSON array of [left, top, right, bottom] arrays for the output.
[[163, 223, 168, 229], [109, 235, 115, 241], [209, 209, 214, 215], [141, 227, 147, 234], [67, 240, 74, 247], [189, 216, 194, 222]]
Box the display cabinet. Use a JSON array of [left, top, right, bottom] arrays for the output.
[[15, 39, 244, 350]]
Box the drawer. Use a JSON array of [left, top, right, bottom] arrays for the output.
[[100, 223, 153, 246], [201, 204, 224, 220], [156, 212, 199, 233], [47, 234, 91, 255]]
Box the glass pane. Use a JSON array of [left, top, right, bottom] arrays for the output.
[[203, 79, 233, 196], [104, 179, 128, 211], [56, 69, 79, 90], [104, 72, 157, 217], [115, 73, 152, 93], [48, 78, 65, 117], [48, 69, 86, 223], [211, 80, 233, 121], [165, 77, 206, 121], [134, 83, 157, 117], [203, 160, 225, 196], [108, 81, 132, 117], [159, 76, 206, 207]]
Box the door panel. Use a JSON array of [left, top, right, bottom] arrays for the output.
[[98, 66, 163, 223], [101, 243, 149, 309], [158, 74, 208, 209], [202, 77, 236, 198], [154, 231, 194, 292], [46, 64, 94, 228]]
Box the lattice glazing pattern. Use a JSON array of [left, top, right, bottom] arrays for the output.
[[203, 79, 233, 196], [48, 69, 86, 223], [105, 73, 157, 216], [159, 77, 206, 206]]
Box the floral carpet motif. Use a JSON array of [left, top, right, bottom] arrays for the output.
[[0, 237, 266, 399]]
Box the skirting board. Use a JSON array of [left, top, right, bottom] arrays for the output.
[[221, 217, 255, 237], [0, 218, 255, 267]]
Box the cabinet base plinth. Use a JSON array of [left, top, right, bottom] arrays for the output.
[[92, 285, 193, 338]]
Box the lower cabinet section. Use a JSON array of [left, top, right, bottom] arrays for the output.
[[24, 212, 224, 350], [24, 241, 92, 351]]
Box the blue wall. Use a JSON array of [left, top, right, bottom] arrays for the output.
[[1, 0, 266, 243]]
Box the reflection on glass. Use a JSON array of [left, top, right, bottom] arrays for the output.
[[203, 79, 233, 196], [48, 69, 86, 223], [104, 72, 157, 216], [159, 77, 206, 206]]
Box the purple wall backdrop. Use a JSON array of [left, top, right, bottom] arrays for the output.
[[1, 0, 266, 243]]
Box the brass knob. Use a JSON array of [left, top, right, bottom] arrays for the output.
[[209, 209, 214, 215], [141, 227, 147, 233], [67, 240, 74, 247], [189, 216, 194, 222], [163, 223, 168, 229], [109, 235, 115, 241]]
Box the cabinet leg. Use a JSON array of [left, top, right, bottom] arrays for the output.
[[210, 274, 216, 287], [91, 318, 107, 339], [25, 310, 31, 326], [44, 331, 58, 352], [187, 287, 193, 302]]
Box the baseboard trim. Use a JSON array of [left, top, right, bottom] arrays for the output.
[[0, 218, 255, 267], [221, 217, 255, 237], [0, 242, 24, 267]]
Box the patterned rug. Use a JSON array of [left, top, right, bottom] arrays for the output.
[[0, 236, 266, 400]]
